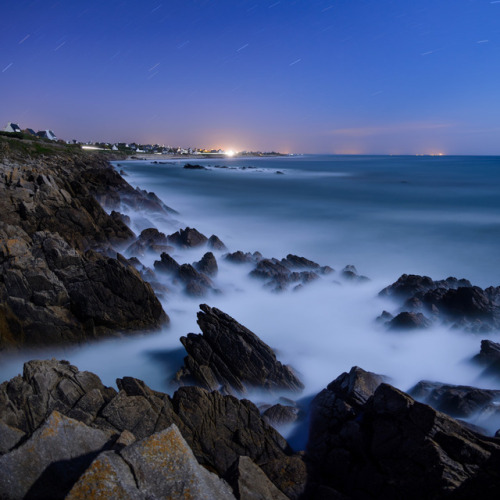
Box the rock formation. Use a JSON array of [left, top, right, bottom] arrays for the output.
[[0, 359, 302, 498], [175, 304, 304, 395], [306, 366, 500, 498], [0, 136, 169, 349], [379, 273, 500, 332]]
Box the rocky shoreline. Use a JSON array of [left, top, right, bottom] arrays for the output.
[[1, 135, 500, 498]]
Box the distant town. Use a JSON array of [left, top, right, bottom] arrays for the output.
[[2, 122, 285, 157]]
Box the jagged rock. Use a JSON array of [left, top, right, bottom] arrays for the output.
[[110, 210, 131, 227], [281, 254, 320, 270], [376, 310, 394, 323], [66, 450, 143, 500], [306, 367, 500, 499], [0, 421, 25, 454], [410, 380, 500, 419], [153, 255, 215, 296], [0, 359, 301, 497], [250, 258, 322, 291], [341, 264, 370, 282], [126, 227, 172, 256], [0, 138, 169, 348], [172, 385, 302, 494], [474, 339, 500, 376], [388, 311, 432, 330], [225, 250, 261, 264], [0, 411, 113, 500], [0, 359, 117, 435], [194, 252, 218, 276], [380, 274, 472, 300], [379, 274, 500, 332], [477, 339, 500, 362], [168, 227, 208, 248], [153, 252, 180, 275], [225, 456, 289, 500], [120, 424, 235, 499], [263, 404, 300, 426], [207, 234, 227, 250], [176, 304, 304, 395], [178, 263, 214, 296]]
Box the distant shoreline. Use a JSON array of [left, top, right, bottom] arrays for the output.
[[126, 153, 290, 161]]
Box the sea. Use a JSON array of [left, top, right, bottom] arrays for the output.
[[2, 154, 500, 435]]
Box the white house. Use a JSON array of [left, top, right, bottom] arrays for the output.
[[4, 122, 22, 133], [37, 130, 57, 141]]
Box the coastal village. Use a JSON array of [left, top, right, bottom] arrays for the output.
[[2, 122, 281, 157]]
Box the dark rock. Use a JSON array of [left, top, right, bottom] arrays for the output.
[[172, 385, 300, 493], [380, 274, 500, 331], [250, 259, 302, 291], [126, 227, 172, 256], [320, 265, 334, 275], [388, 311, 432, 330], [281, 254, 321, 270], [474, 340, 500, 376], [0, 421, 25, 455], [119, 424, 235, 499], [184, 163, 207, 170], [341, 265, 370, 282], [225, 455, 289, 500], [307, 369, 500, 499], [0, 411, 114, 500], [66, 450, 143, 500], [178, 263, 214, 296], [153, 251, 180, 274], [0, 359, 117, 435], [376, 310, 394, 323], [380, 274, 472, 300], [0, 359, 303, 497], [176, 304, 304, 395], [409, 380, 500, 419], [207, 234, 227, 251], [261, 455, 308, 500], [168, 226, 208, 248], [110, 210, 131, 227], [225, 250, 260, 264], [194, 252, 218, 277], [263, 404, 300, 426], [0, 141, 169, 348], [477, 339, 500, 362]]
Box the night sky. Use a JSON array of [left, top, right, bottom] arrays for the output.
[[1, 0, 499, 154]]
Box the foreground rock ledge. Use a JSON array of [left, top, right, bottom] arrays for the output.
[[0, 359, 303, 499], [175, 304, 305, 395]]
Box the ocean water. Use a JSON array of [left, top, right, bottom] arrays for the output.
[[2, 154, 500, 434]]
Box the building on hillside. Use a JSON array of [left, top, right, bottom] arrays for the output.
[[4, 123, 22, 133], [37, 130, 57, 141], [22, 128, 37, 136]]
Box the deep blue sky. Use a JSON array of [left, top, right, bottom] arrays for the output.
[[1, 0, 499, 154]]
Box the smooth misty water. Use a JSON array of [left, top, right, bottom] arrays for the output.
[[2, 155, 500, 434]]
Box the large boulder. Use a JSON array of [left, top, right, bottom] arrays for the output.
[[175, 304, 304, 395], [410, 380, 500, 421], [0, 226, 168, 348], [474, 339, 500, 376], [119, 424, 236, 499], [168, 227, 208, 248], [194, 251, 218, 276], [306, 367, 500, 499], [0, 411, 113, 499]]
